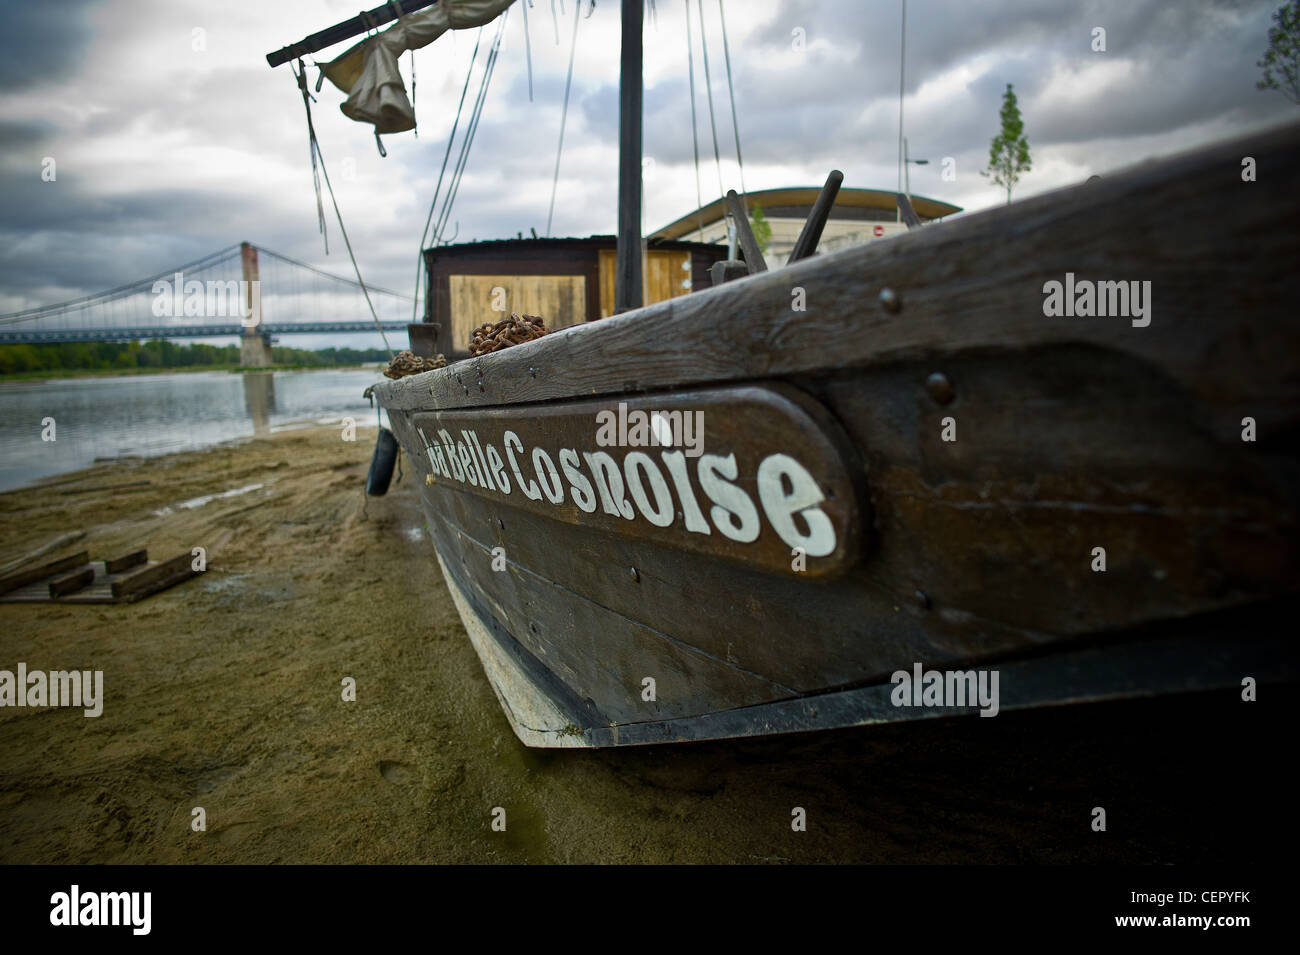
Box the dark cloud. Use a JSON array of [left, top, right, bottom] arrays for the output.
[[0, 0, 103, 91], [0, 118, 61, 151], [1, 0, 1296, 319]]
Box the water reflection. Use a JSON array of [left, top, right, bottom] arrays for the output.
[[242, 371, 276, 437], [0, 368, 383, 492]]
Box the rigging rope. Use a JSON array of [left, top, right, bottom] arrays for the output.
[[410, 49, 418, 136], [522, 0, 534, 101], [695, 0, 726, 204], [435, 33, 499, 247], [411, 27, 486, 322], [293, 60, 331, 253], [433, 11, 509, 246], [292, 58, 395, 357], [717, 0, 746, 198], [546, 1, 581, 236], [683, 0, 705, 237]]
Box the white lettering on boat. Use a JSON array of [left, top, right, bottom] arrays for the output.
[[416, 426, 833, 555], [404, 386, 862, 576]]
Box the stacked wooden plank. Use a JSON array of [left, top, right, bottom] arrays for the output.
[[0, 549, 201, 604]]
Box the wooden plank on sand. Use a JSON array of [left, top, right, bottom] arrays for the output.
[[110, 553, 199, 601], [104, 549, 148, 573], [48, 567, 95, 598], [0, 552, 90, 596]]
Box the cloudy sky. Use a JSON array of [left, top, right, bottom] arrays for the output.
[[0, 0, 1295, 348]]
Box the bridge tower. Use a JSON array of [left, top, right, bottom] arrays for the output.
[[239, 242, 273, 367]]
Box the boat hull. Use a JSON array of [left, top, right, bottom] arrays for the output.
[[375, 122, 1300, 746]]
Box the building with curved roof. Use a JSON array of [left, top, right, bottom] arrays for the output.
[[651, 186, 963, 265]]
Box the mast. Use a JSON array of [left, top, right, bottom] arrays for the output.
[[614, 0, 644, 313]]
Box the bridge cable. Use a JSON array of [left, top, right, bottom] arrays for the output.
[[0, 244, 242, 324], [259, 247, 408, 298]]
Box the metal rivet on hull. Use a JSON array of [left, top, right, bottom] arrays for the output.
[[925, 372, 955, 405], [879, 287, 902, 313]]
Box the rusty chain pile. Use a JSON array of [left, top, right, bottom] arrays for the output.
[[383, 350, 447, 379], [468, 314, 548, 357]]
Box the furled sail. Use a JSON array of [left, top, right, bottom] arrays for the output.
[[322, 0, 516, 134]]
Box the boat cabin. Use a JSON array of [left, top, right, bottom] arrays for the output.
[[412, 235, 729, 359]]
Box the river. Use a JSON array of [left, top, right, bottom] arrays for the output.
[[0, 368, 385, 492]]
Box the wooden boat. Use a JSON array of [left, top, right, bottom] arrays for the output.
[[274, 2, 1299, 747]]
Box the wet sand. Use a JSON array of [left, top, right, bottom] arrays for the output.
[[0, 425, 1284, 863]]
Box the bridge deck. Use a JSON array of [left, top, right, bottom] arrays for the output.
[[0, 322, 410, 344]]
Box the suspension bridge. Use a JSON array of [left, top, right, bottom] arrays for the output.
[[0, 243, 410, 364]]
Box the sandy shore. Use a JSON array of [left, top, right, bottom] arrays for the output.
[[0, 425, 1281, 863]]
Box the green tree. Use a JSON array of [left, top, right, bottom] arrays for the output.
[[137, 341, 161, 367], [749, 204, 773, 255], [0, 339, 393, 376], [1258, 1, 1300, 104], [982, 83, 1032, 205]]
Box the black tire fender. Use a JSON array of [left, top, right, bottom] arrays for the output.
[[365, 427, 399, 496]]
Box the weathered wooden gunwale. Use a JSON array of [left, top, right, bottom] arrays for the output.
[[375, 121, 1300, 420]]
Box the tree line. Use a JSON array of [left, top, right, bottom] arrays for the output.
[[0, 340, 392, 375]]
